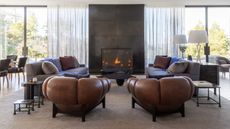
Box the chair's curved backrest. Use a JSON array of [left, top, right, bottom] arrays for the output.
[[159, 77, 194, 105], [7, 55, 17, 61], [18, 57, 27, 68], [0, 59, 11, 71], [42, 76, 110, 105]]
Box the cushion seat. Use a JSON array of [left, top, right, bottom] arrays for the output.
[[146, 67, 174, 79], [62, 72, 90, 78]]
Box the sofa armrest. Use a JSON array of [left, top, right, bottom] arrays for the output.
[[26, 62, 43, 81], [79, 64, 85, 67], [184, 62, 200, 79], [148, 64, 154, 67]]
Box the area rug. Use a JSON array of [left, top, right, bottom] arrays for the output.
[[0, 82, 230, 129]]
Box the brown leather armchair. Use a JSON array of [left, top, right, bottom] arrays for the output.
[[127, 76, 194, 122], [42, 76, 111, 122]]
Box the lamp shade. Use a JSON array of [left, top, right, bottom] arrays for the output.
[[173, 35, 187, 44], [188, 30, 208, 43]]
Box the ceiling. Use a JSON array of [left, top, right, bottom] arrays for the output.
[[0, 0, 230, 6]]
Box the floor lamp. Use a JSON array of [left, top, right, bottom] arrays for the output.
[[188, 30, 208, 63], [173, 35, 187, 58]]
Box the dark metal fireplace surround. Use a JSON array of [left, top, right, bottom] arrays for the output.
[[89, 4, 145, 74], [101, 48, 133, 74]]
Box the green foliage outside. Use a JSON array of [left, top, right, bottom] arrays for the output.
[[185, 21, 229, 58], [2, 14, 47, 59]]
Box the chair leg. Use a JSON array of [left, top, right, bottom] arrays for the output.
[[3, 76, 5, 85], [81, 105, 86, 122], [102, 97, 105, 108], [18, 73, 20, 84], [52, 103, 57, 118], [152, 107, 157, 122], [132, 97, 135, 108], [180, 103, 185, 117], [23, 72, 25, 81], [6, 76, 9, 88], [0, 77, 1, 90]]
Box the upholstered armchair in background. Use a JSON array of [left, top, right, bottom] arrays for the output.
[[216, 56, 230, 76]]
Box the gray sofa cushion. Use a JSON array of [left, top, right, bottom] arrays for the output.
[[167, 61, 189, 74], [42, 61, 59, 75], [60, 67, 88, 75]]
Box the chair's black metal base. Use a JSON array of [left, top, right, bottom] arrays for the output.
[[132, 97, 185, 122]]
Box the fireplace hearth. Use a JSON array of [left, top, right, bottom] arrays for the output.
[[101, 48, 133, 74]]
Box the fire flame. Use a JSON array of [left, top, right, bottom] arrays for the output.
[[114, 57, 121, 64]]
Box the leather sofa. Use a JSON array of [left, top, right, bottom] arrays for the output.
[[127, 76, 194, 122], [42, 76, 111, 122]]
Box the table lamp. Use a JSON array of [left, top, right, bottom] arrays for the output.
[[173, 34, 187, 58], [188, 30, 208, 63]]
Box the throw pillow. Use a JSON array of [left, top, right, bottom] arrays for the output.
[[167, 61, 189, 74], [153, 56, 171, 69], [72, 56, 80, 68], [51, 58, 63, 72], [169, 56, 182, 65], [59, 56, 75, 70], [42, 61, 59, 75], [42, 58, 63, 72]]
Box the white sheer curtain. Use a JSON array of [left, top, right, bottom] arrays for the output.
[[145, 7, 185, 66], [47, 5, 88, 65]]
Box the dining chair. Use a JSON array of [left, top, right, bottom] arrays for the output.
[[7, 55, 18, 61], [8, 57, 27, 82], [0, 59, 11, 89]]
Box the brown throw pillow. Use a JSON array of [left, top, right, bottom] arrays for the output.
[[167, 61, 189, 73], [42, 61, 59, 75], [153, 56, 171, 69], [59, 56, 75, 70]]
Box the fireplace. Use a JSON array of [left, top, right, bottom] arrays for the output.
[[101, 48, 133, 73]]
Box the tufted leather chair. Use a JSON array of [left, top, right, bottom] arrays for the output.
[[127, 76, 194, 122], [42, 76, 111, 122]]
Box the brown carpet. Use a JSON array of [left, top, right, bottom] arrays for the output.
[[1, 82, 230, 129]]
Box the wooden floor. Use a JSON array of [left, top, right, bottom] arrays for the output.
[[1, 73, 230, 100]]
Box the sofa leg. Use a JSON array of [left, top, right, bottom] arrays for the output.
[[152, 107, 156, 122], [180, 103, 185, 117], [132, 97, 135, 108], [81, 105, 86, 122], [102, 97, 105, 108], [52, 103, 57, 118]]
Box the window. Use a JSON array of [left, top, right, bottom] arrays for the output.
[[208, 8, 230, 57], [185, 7, 230, 60], [27, 7, 47, 61], [0, 7, 24, 59], [0, 6, 47, 60], [185, 8, 205, 59]]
